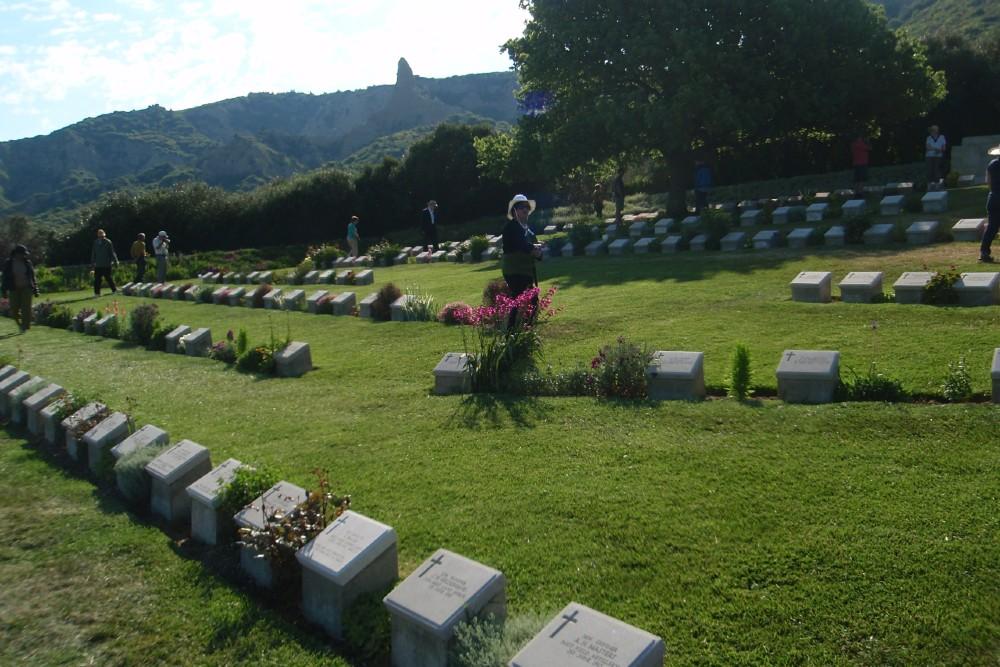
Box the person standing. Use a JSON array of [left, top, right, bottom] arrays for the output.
[[591, 182, 605, 217], [851, 135, 871, 195], [501, 194, 542, 299], [694, 159, 713, 213], [91, 228, 119, 296], [346, 215, 360, 258], [980, 144, 1000, 263], [152, 230, 170, 282], [925, 125, 947, 186], [611, 168, 625, 222], [421, 200, 439, 251], [1, 245, 39, 332], [130, 232, 148, 282]]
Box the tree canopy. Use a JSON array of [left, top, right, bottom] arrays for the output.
[[505, 0, 945, 214]]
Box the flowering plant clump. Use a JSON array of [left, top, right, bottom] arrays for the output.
[[74, 307, 96, 331], [125, 303, 159, 346], [589, 336, 653, 399], [32, 301, 56, 325], [922, 266, 960, 305], [482, 278, 510, 306], [464, 285, 559, 392], [210, 330, 237, 363], [438, 301, 474, 325]]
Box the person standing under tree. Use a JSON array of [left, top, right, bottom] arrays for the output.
[[130, 232, 148, 282], [91, 228, 119, 296], [980, 144, 1000, 263], [591, 182, 605, 217], [611, 168, 625, 222], [346, 215, 360, 258], [925, 125, 946, 186], [851, 135, 871, 196], [1, 245, 39, 332], [501, 194, 542, 300], [153, 231, 170, 283], [421, 200, 440, 251]]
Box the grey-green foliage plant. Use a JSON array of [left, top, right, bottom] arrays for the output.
[[114, 443, 167, 505], [402, 286, 437, 322], [215, 465, 280, 520], [236, 327, 249, 356], [727, 343, 752, 400], [841, 362, 907, 402], [449, 612, 552, 667], [941, 355, 972, 402], [468, 235, 490, 261]]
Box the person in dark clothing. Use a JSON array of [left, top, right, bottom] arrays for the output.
[[421, 200, 440, 251], [90, 228, 119, 296], [592, 182, 605, 217], [501, 194, 542, 300], [981, 144, 1000, 263], [611, 169, 625, 222], [694, 160, 712, 213], [1, 245, 40, 332]]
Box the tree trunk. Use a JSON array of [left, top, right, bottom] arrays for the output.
[[665, 151, 692, 218]]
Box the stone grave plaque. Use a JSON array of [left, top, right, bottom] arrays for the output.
[[335, 270, 352, 285], [396, 251, 411, 263], [275, 342, 312, 377], [359, 293, 378, 318], [863, 223, 894, 244], [257, 271, 273, 283], [283, 289, 305, 310], [8, 376, 45, 424], [262, 288, 283, 309], [165, 325, 191, 354], [187, 457, 244, 545], [146, 439, 212, 523], [661, 235, 683, 253], [83, 411, 130, 474], [992, 349, 1000, 404], [842, 199, 867, 217], [384, 548, 506, 666], [893, 272, 934, 305], [25, 383, 65, 435], [838, 271, 883, 303], [165, 285, 181, 299], [227, 286, 246, 306], [789, 271, 832, 303], [921, 190, 948, 213], [184, 285, 199, 301], [646, 351, 705, 401], [509, 602, 665, 667], [245, 270, 260, 283], [211, 286, 229, 304], [433, 353, 471, 395], [776, 350, 840, 403], [416, 251, 432, 264], [739, 209, 762, 227], [752, 229, 781, 249], [608, 239, 633, 256], [304, 270, 320, 284], [824, 225, 845, 246], [120, 282, 135, 295], [62, 402, 107, 461], [952, 218, 986, 242], [584, 240, 607, 256], [628, 221, 648, 238], [653, 218, 674, 235], [332, 291, 356, 316], [0, 365, 16, 382], [431, 250, 447, 262], [182, 328, 212, 357], [318, 269, 335, 283], [880, 194, 904, 216], [83, 313, 99, 334], [786, 227, 817, 249], [355, 269, 374, 285], [955, 272, 1000, 306], [390, 294, 415, 322], [111, 424, 169, 462], [296, 511, 399, 639], [633, 237, 657, 254], [958, 174, 976, 186], [906, 220, 939, 245], [681, 215, 700, 227], [445, 250, 460, 262], [307, 290, 329, 314], [235, 481, 308, 589], [40, 399, 67, 445], [720, 231, 747, 251], [805, 202, 828, 222], [0, 371, 31, 418], [689, 234, 708, 251]]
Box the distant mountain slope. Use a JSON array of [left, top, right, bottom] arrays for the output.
[[873, 0, 1000, 41], [0, 58, 518, 224]]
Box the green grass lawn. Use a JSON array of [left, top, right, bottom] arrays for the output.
[[1, 191, 998, 665]]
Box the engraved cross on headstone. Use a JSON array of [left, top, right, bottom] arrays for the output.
[[328, 514, 349, 532], [549, 609, 579, 638], [418, 553, 445, 578], [784, 351, 796, 362]]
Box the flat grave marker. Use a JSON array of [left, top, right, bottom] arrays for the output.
[[187, 458, 244, 545], [838, 271, 883, 303], [955, 272, 1000, 306], [789, 271, 833, 303], [646, 351, 705, 401], [893, 272, 934, 304], [146, 439, 212, 523], [83, 411, 130, 474], [275, 342, 312, 377], [776, 350, 840, 403], [433, 353, 471, 395], [234, 481, 308, 589]]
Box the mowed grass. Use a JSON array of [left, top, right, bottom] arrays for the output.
[[1, 191, 999, 665]]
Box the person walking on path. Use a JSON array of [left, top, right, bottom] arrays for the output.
[[152, 230, 170, 282], [130, 232, 148, 282], [851, 135, 871, 195], [91, 228, 119, 296], [980, 144, 1000, 263], [346, 216, 360, 258], [1, 244, 39, 332], [421, 200, 440, 251], [611, 168, 625, 222], [925, 125, 947, 186]]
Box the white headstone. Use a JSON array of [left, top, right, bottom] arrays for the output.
[[186, 458, 244, 545], [824, 225, 845, 246], [608, 238, 633, 256], [333, 291, 356, 316], [776, 350, 840, 403], [83, 411, 130, 474], [786, 227, 817, 249], [752, 229, 782, 249], [263, 288, 283, 309], [354, 269, 374, 285], [955, 272, 1000, 306], [283, 289, 305, 310], [146, 439, 212, 523], [24, 383, 65, 436], [789, 271, 833, 303], [275, 342, 312, 377], [838, 271, 884, 303], [646, 351, 705, 401], [842, 199, 867, 217], [227, 286, 246, 306], [720, 231, 747, 251], [433, 353, 471, 395], [584, 240, 607, 256], [653, 218, 674, 235], [165, 325, 191, 354], [892, 271, 934, 305], [633, 237, 658, 254], [880, 194, 904, 216], [805, 202, 828, 222], [182, 328, 212, 357], [952, 218, 986, 242], [661, 235, 683, 252], [390, 294, 416, 322], [739, 209, 762, 227], [862, 223, 895, 245], [921, 190, 949, 213], [111, 424, 169, 461], [318, 269, 335, 284], [0, 371, 31, 419], [906, 220, 939, 245], [359, 293, 378, 318]]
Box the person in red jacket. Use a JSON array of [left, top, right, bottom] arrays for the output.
[[851, 135, 871, 196]]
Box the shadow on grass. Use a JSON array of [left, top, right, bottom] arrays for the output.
[[448, 392, 551, 429]]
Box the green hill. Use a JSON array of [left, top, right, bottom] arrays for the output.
[[873, 0, 1000, 41]]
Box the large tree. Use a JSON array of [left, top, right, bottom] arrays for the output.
[[505, 0, 944, 214]]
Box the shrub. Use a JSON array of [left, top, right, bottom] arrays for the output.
[[467, 235, 491, 261], [73, 307, 96, 332], [450, 612, 551, 667], [482, 278, 510, 306], [902, 192, 923, 213], [126, 303, 160, 346], [843, 213, 873, 244], [368, 240, 402, 266], [236, 345, 276, 374], [568, 222, 597, 251], [114, 443, 167, 505], [215, 465, 281, 523], [307, 243, 343, 268], [209, 340, 237, 364], [941, 355, 972, 402], [198, 286, 215, 303], [589, 336, 652, 399], [438, 301, 473, 325], [728, 343, 752, 400], [292, 257, 314, 284], [235, 327, 249, 356], [371, 283, 402, 321], [251, 284, 271, 309], [922, 267, 960, 305], [148, 321, 176, 352], [402, 286, 437, 322], [840, 362, 907, 402], [46, 304, 74, 329], [700, 208, 732, 249], [32, 301, 56, 325]]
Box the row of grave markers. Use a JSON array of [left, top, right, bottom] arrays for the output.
[[0, 363, 666, 666], [199, 265, 375, 285], [433, 349, 1000, 404], [791, 271, 1000, 306]]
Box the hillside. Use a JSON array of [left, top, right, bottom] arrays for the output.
[[873, 0, 1000, 41], [0, 58, 518, 226]]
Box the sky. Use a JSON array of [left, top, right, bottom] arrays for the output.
[[0, 0, 530, 142]]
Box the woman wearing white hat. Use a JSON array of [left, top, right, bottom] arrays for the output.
[[982, 144, 1000, 263], [153, 230, 170, 282], [501, 194, 542, 299]]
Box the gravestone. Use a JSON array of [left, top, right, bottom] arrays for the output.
[[146, 439, 212, 523], [863, 185, 885, 197], [390, 294, 416, 321], [201, 272, 218, 283], [234, 481, 308, 589], [186, 458, 243, 545], [318, 269, 335, 284], [776, 350, 840, 403], [839, 271, 883, 303], [211, 286, 229, 305], [395, 252, 410, 264], [952, 218, 986, 242], [336, 270, 353, 285], [40, 399, 68, 446], [383, 548, 506, 667], [842, 199, 867, 217], [772, 206, 804, 225], [739, 209, 762, 227], [584, 240, 607, 256], [681, 215, 700, 228], [431, 251, 448, 262], [482, 247, 499, 261], [720, 231, 747, 251], [0, 371, 30, 419], [608, 238, 633, 256], [139, 283, 153, 297], [834, 189, 856, 199], [307, 290, 329, 314], [182, 328, 212, 357], [646, 351, 705, 401], [958, 174, 976, 186], [263, 288, 283, 309], [561, 242, 575, 257], [95, 314, 116, 337], [992, 349, 1000, 404], [906, 220, 939, 245], [542, 224, 558, 234], [633, 237, 658, 254], [433, 353, 471, 395], [283, 289, 305, 311], [786, 227, 818, 249], [752, 229, 782, 249], [359, 293, 378, 318], [509, 602, 665, 667], [231, 273, 243, 284], [661, 235, 684, 252], [112, 424, 169, 463], [257, 271, 273, 283], [184, 285, 199, 301], [333, 291, 356, 316], [83, 313, 99, 335], [824, 225, 846, 246], [62, 402, 107, 461], [880, 195, 904, 216], [304, 270, 320, 284], [355, 269, 374, 285], [275, 342, 312, 377], [629, 221, 649, 238], [24, 383, 65, 435], [862, 223, 895, 244], [605, 223, 619, 238], [921, 190, 949, 213], [246, 271, 260, 283], [954, 272, 1000, 306], [165, 285, 181, 299], [653, 218, 674, 235], [335, 256, 351, 266], [84, 411, 130, 474], [296, 511, 399, 640], [222, 272, 236, 282], [689, 234, 708, 251], [789, 271, 833, 303], [416, 251, 432, 263], [165, 325, 191, 354], [805, 202, 829, 222], [227, 286, 246, 306], [0, 365, 15, 382], [893, 272, 934, 305], [445, 250, 460, 262], [8, 376, 45, 424], [121, 282, 135, 295]]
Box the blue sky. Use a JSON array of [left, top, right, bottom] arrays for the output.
[[0, 0, 529, 142]]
